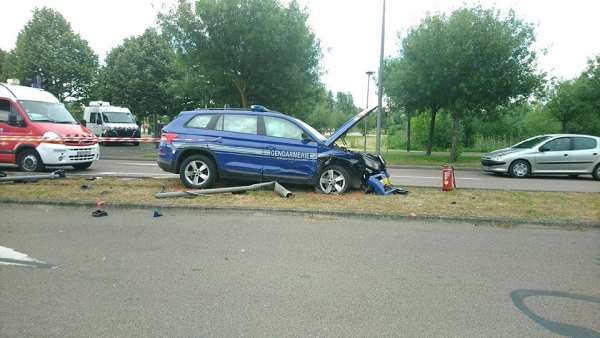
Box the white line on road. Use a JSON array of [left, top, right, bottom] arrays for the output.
[[115, 162, 159, 166], [0, 246, 56, 268]]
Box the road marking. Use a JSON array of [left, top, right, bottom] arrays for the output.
[[0, 246, 57, 268], [115, 162, 159, 166], [391, 175, 482, 181]]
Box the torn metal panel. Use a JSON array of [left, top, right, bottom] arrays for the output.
[[0, 170, 66, 183], [155, 181, 292, 199]]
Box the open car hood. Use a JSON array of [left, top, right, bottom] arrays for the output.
[[325, 106, 378, 147]]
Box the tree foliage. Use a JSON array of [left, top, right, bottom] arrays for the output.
[[158, 0, 323, 119], [99, 28, 176, 124], [384, 5, 544, 161], [0, 49, 7, 79], [0, 7, 98, 101]]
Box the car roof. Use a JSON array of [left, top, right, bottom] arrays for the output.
[[178, 108, 285, 117], [542, 134, 600, 138]]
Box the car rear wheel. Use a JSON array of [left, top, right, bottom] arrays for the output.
[[509, 160, 530, 178], [179, 154, 217, 189], [17, 149, 45, 172], [318, 165, 350, 194], [593, 163, 600, 181]]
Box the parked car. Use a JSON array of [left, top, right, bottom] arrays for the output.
[[157, 105, 388, 194], [481, 134, 600, 180]]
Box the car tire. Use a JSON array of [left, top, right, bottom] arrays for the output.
[[17, 149, 45, 172], [72, 162, 93, 170], [509, 160, 530, 178], [593, 163, 600, 181], [318, 165, 350, 194], [179, 154, 217, 189]]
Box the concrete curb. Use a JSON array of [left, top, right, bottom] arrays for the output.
[[2, 198, 598, 229]]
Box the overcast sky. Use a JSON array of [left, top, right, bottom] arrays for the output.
[[3, 0, 599, 109]]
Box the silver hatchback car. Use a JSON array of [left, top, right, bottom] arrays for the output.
[[481, 134, 600, 180]]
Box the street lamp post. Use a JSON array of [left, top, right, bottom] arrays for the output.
[[364, 71, 374, 151], [376, 0, 386, 156]]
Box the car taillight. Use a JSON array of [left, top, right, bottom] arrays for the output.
[[161, 133, 179, 143]]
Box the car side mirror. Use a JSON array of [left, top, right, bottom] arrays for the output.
[[302, 132, 313, 143], [81, 119, 87, 127], [8, 112, 24, 127], [539, 146, 549, 152], [96, 119, 102, 125]]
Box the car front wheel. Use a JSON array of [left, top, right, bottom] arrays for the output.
[[318, 165, 350, 194], [509, 160, 530, 178], [18, 149, 45, 172], [179, 154, 217, 189], [593, 163, 600, 181]]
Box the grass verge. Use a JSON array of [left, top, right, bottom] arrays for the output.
[[0, 176, 598, 224]]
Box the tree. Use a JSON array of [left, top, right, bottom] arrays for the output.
[[0, 48, 7, 81], [545, 79, 590, 133], [100, 28, 176, 133], [158, 0, 323, 119], [1, 7, 98, 101], [384, 5, 544, 161]]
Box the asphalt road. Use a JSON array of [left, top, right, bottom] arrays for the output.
[[1, 204, 599, 337]]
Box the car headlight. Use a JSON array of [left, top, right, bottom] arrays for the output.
[[42, 131, 63, 144], [104, 126, 113, 131], [491, 155, 503, 161], [363, 156, 381, 171]]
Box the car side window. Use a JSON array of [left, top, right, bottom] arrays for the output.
[[186, 114, 214, 129], [0, 99, 24, 126], [545, 137, 570, 151], [214, 114, 257, 135], [0, 99, 10, 123], [89, 112, 97, 123], [264, 116, 303, 140], [573, 137, 597, 150]]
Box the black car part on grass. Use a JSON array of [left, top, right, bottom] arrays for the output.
[[0, 170, 66, 183]]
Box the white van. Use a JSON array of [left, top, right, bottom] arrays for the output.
[[82, 101, 141, 146], [0, 79, 99, 172]]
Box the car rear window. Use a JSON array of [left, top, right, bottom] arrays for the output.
[[214, 114, 257, 135], [573, 137, 597, 150], [186, 114, 214, 129]]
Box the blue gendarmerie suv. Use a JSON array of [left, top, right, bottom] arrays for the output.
[[157, 105, 389, 194]]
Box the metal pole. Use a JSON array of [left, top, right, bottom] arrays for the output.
[[376, 0, 386, 156], [364, 71, 374, 151]]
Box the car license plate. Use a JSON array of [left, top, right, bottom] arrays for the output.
[[77, 151, 92, 156], [482, 166, 490, 171]]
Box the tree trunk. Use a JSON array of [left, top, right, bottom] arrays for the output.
[[406, 111, 411, 152], [450, 111, 460, 163], [426, 106, 439, 155]]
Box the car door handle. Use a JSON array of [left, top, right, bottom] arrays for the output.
[[563, 154, 568, 157], [265, 146, 276, 150], [211, 137, 222, 143]]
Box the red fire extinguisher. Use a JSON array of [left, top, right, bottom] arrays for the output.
[[442, 165, 456, 191]]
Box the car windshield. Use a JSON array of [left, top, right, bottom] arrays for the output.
[[294, 117, 327, 142], [19, 100, 78, 124], [103, 112, 136, 124], [511, 135, 553, 149]]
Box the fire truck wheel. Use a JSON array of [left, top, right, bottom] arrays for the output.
[[17, 149, 46, 172]]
